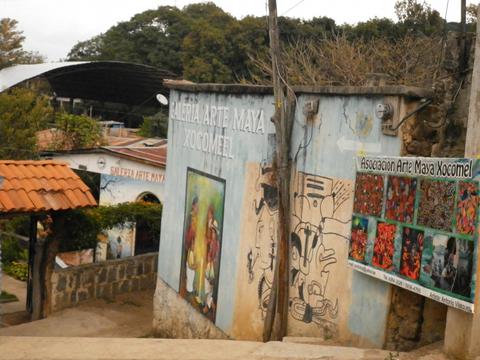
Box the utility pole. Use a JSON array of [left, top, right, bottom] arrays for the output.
[[263, 0, 296, 342]]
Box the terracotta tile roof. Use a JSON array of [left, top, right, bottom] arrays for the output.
[[0, 160, 97, 213]]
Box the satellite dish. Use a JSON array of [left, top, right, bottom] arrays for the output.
[[156, 94, 169, 105]]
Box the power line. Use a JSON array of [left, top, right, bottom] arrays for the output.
[[281, 0, 306, 16]]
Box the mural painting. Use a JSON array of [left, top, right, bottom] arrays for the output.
[[99, 174, 163, 259], [349, 156, 479, 313], [179, 168, 225, 322], [232, 162, 278, 340], [233, 165, 353, 339], [246, 162, 278, 318], [289, 171, 352, 332]]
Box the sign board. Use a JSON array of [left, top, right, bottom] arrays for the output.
[[348, 156, 479, 313]]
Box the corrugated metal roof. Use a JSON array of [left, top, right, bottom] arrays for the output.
[[0, 160, 97, 213], [103, 145, 167, 168], [0, 61, 175, 106]]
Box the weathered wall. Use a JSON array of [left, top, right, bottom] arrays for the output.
[[157, 89, 277, 336], [154, 85, 428, 347], [50, 252, 157, 312], [98, 174, 164, 260], [283, 94, 409, 348]]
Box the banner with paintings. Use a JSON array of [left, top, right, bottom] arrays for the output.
[[348, 156, 479, 313], [179, 168, 226, 322]]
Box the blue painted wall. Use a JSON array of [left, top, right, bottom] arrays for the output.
[[158, 90, 276, 332], [157, 88, 411, 345]]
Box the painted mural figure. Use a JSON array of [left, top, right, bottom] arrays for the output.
[[185, 196, 199, 293], [247, 163, 278, 318], [289, 173, 351, 327], [180, 169, 225, 322], [205, 205, 219, 312]]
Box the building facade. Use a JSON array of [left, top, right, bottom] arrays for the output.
[[153, 82, 439, 348]]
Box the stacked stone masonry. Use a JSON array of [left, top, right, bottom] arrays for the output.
[[50, 252, 158, 312]]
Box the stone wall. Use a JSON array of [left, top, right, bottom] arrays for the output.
[[152, 277, 228, 339], [50, 252, 158, 312]]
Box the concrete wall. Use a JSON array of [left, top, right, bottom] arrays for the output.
[[154, 84, 428, 347], [98, 174, 164, 259], [51, 152, 166, 187], [50, 252, 157, 312]]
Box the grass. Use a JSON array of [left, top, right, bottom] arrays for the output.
[[0, 290, 18, 303]]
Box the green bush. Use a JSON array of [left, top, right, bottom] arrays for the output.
[[138, 112, 168, 139], [3, 261, 28, 282], [1, 236, 27, 264], [58, 202, 162, 253]]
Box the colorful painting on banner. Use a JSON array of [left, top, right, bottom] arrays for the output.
[[353, 174, 384, 217], [348, 156, 479, 313], [179, 168, 225, 322], [349, 216, 369, 262], [385, 176, 417, 223], [417, 180, 456, 231], [372, 222, 397, 270]]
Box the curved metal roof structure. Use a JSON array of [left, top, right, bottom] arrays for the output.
[[0, 61, 175, 106]]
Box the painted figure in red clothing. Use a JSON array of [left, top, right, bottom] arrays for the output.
[[204, 205, 219, 312]]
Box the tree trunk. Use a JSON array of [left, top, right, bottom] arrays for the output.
[[42, 236, 60, 317], [31, 233, 45, 320], [42, 214, 64, 317]]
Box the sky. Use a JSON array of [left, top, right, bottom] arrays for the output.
[[0, 0, 476, 61]]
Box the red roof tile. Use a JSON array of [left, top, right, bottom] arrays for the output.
[[0, 160, 97, 213]]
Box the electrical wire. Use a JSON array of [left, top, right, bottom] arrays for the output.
[[281, 0, 306, 16]]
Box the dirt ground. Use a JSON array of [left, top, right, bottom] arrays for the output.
[[0, 274, 27, 316], [0, 289, 154, 338]]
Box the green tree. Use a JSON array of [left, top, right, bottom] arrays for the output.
[[54, 113, 103, 150], [181, 3, 239, 82], [139, 111, 168, 138], [341, 18, 405, 41], [67, 34, 105, 61], [0, 18, 43, 69], [394, 0, 445, 35], [0, 88, 53, 159], [67, 6, 190, 76]]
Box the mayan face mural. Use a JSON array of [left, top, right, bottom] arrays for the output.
[[289, 172, 352, 329], [246, 162, 278, 318], [179, 168, 226, 322]]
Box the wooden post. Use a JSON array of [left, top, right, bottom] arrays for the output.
[[31, 218, 45, 321], [461, 0, 468, 72], [263, 0, 296, 342], [444, 4, 480, 358]]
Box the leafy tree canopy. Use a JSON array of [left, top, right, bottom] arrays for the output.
[[66, 0, 468, 83], [0, 18, 44, 69], [54, 113, 103, 150], [0, 88, 53, 159], [139, 110, 168, 138]]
